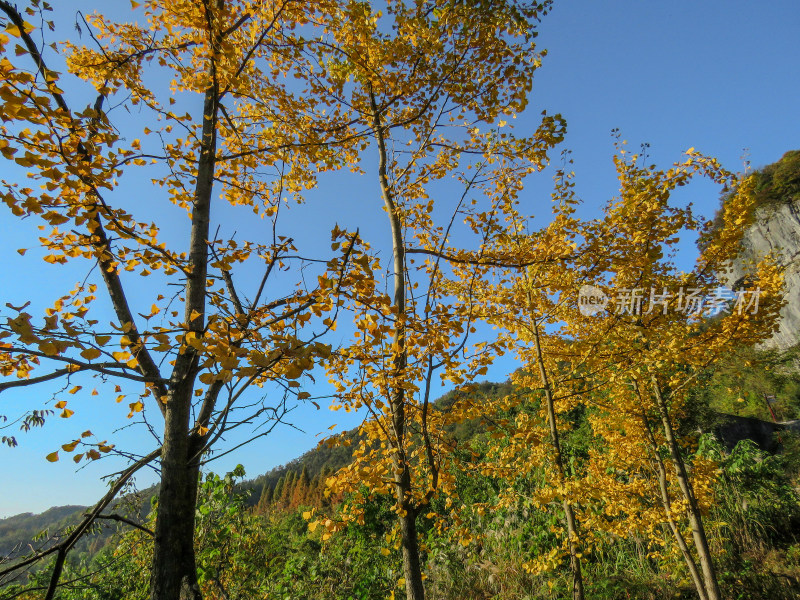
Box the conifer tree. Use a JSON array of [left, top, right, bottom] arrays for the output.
[[257, 482, 272, 515], [292, 466, 310, 508], [272, 477, 285, 511]]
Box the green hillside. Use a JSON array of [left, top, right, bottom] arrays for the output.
[[0, 506, 86, 557]]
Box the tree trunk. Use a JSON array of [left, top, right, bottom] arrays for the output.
[[398, 480, 425, 600], [529, 315, 585, 600], [391, 392, 425, 600], [656, 462, 709, 600], [651, 377, 721, 600], [635, 399, 708, 600], [371, 90, 426, 600], [150, 393, 202, 600], [150, 29, 219, 596]]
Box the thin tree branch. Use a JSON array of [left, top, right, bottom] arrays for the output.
[[0, 447, 161, 583], [405, 246, 578, 268], [0, 351, 168, 385], [90, 513, 154, 537]]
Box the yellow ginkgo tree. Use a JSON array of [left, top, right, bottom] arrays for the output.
[[307, 1, 565, 599], [466, 146, 783, 600], [0, 1, 370, 599], [558, 149, 784, 600]]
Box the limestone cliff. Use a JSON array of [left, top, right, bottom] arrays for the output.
[[720, 150, 800, 351]]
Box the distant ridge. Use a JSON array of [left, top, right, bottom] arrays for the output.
[[0, 381, 514, 563]]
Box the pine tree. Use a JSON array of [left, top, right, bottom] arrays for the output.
[[292, 466, 310, 508], [280, 471, 297, 510], [272, 477, 285, 511], [256, 482, 272, 515]]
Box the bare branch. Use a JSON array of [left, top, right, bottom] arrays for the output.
[[0, 368, 73, 393], [0, 447, 161, 584], [405, 246, 578, 269], [90, 513, 154, 537]]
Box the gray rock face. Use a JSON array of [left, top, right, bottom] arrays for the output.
[[711, 413, 800, 454], [720, 197, 800, 351]]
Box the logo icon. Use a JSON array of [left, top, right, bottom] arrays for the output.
[[578, 285, 608, 316]]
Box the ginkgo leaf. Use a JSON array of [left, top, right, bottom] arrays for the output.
[[46, 452, 59, 462], [80, 347, 102, 360], [38, 341, 58, 356]]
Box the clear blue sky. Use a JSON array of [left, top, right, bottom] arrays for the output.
[[1, 0, 798, 518]]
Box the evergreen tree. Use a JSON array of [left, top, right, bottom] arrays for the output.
[[280, 471, 297, 510], [272, 477, 285, 511], [257, 482, 272, 514], [292, 466, 311, 508]]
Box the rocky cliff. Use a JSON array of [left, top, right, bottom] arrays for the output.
[[721, 150, 800, 351]]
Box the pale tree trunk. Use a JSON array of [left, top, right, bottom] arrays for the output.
[[529, 315, 585, 600], [634, 392, 708, 600], [655, 460, 709, 600], [371, 91, 426, 600], [651, 377, 721, 600]]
